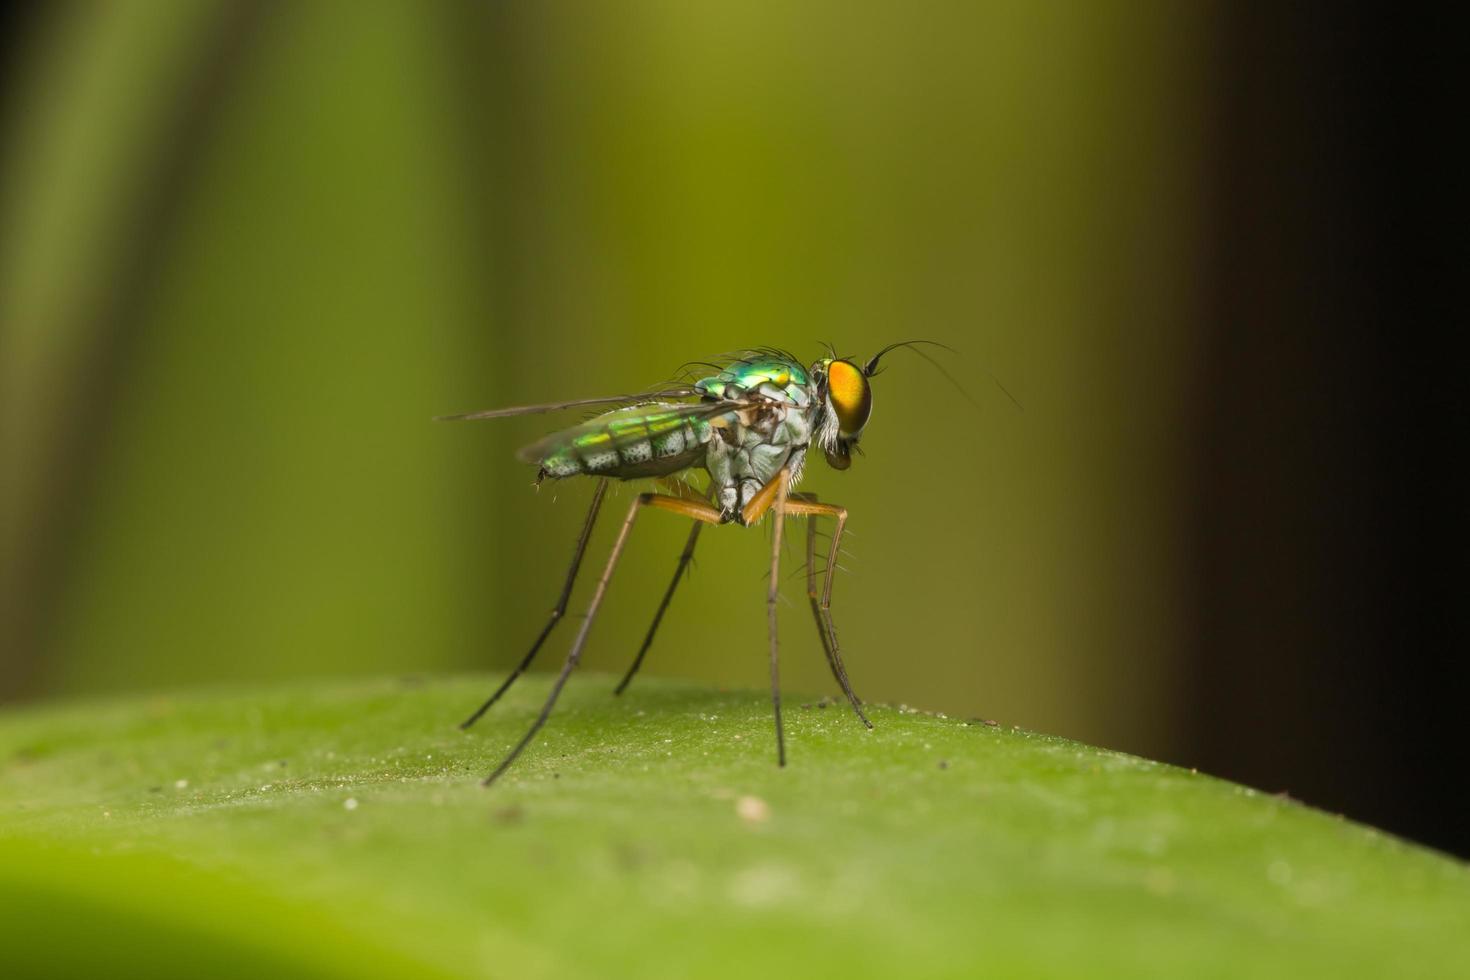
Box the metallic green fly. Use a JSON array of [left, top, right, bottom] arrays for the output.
[[440, 342, 942, 786]]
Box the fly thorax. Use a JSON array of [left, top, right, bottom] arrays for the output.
[[704, 399, 816, 516]]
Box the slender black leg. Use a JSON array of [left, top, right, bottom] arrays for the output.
[[615, 517, 704, 695], [460, 478, 609, 730], [784, 496, 872, 729], [481, 490, 726, 786]]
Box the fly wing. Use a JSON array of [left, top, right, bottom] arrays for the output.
[[434, 388, 700, 422], [514, 399, 746, 464]]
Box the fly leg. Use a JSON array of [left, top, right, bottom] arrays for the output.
[[781, 496, 872, 730], [615, 481, 713, 696], [786, 492, 848, 700], [480, 490, 726, 786], [740, 465, 799, 766], [765, 468, 792, 766], [459, 478, 609, 730]]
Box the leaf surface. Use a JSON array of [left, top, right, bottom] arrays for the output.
[[2, 675, 1466, 979]]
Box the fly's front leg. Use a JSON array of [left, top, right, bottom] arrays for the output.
[[789, 492, 842, 683], [460, 478, 609, 730], [480, 489, 726, 786], [781, 495, 872, 730]]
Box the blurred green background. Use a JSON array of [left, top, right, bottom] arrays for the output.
[[3, 0, 1213, 762], [1, 0, 1204, 762]]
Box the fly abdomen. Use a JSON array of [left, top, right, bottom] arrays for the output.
[[534, 405, 715, 481]]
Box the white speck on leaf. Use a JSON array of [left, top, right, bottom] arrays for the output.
[[344, 798, 359, 811], [736, 795, 770, 824]]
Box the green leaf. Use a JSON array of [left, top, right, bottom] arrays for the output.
[[2, 675, 1466, 979]]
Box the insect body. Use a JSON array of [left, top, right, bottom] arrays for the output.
[[441, 344, 922, 785]]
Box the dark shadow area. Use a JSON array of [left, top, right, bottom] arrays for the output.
[[1187, 3, 1465, 855]]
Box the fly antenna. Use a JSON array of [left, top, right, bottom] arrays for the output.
[[863, 339, 1023, 413]]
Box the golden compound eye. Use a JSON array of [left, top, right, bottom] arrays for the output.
[[827, 359, 872, 436]]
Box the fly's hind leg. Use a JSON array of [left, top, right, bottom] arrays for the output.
[[480, 489, 727, 786], [460, 478, 610, 730], [734, 463, 796, 766], [782, 494, 872, 730], [615, 480, 713, 696], [765, 469, 792, 767]]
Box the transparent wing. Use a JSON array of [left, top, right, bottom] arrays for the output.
[[434, 388, 700, 422], [515, 399, 748, 463]]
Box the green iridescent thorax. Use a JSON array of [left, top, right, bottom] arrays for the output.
[[693, 354, 812, 405]]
